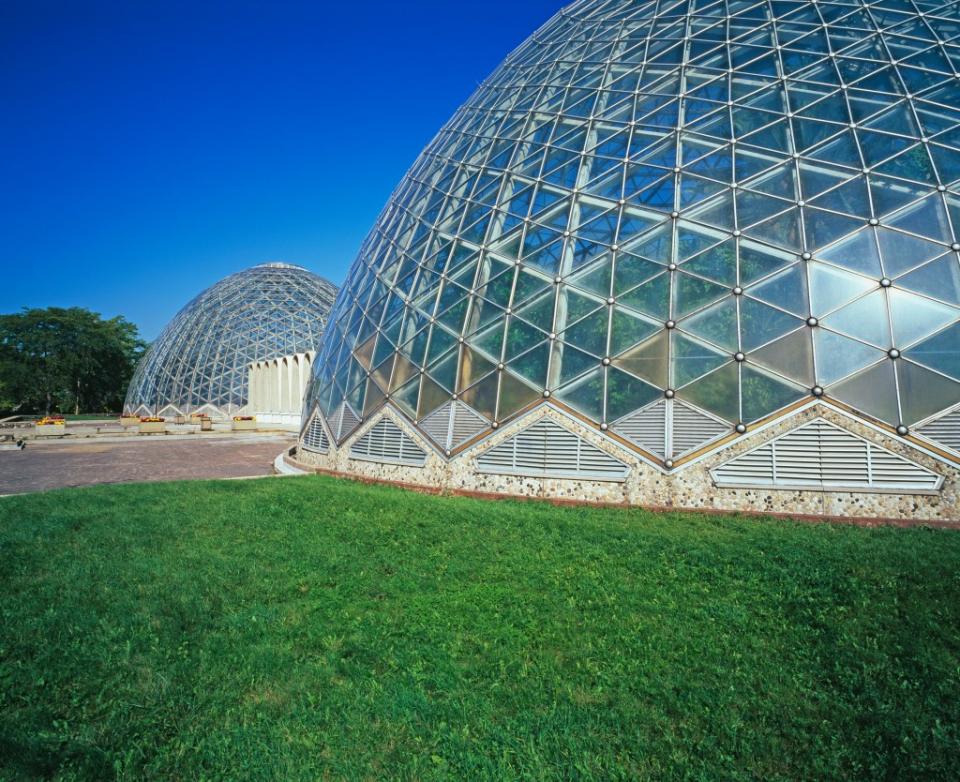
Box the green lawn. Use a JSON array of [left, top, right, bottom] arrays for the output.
[[1, 476, 958, 781]]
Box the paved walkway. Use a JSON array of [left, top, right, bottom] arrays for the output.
[[0, 434, 296, 495]]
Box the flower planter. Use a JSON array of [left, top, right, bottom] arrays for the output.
[[232, 418, 258, 431], [139, 421, 166, 434], [120, 416, 140, 427], [200, 419, 213, 432], [35, 422, 66, 437]]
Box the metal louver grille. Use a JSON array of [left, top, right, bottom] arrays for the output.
[[712, 419, 942, 493], [451, 403, 489, 449], [328, 402, 361, 441], [613, 400, 729, 460], [419, 401, 489, 452], [301, 414, 330, 454], [917, 410, 960, 452], [350, 418, 426, 466], [477, 418, 629, 481], [672, 403, 730, 457], [613, 402, 665, 458]]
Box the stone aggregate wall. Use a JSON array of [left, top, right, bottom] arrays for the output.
[[293, 402, 960, 522]]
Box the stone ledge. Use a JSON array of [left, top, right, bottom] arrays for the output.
[[288, 457, 960, 530]]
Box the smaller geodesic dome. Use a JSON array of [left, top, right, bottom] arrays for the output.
[[125, 263, 337, 419]]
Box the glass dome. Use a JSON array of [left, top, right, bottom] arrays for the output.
[[306, 0, 960, 460], [126, 263, 337, 417]]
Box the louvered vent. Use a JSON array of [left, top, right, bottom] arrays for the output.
[[350, 417, 426, 466], [419, 401, 489, 452], [612, 401, 665, 458], [672, 402, 730, 457], [917, 409, 960, 452], [301, 413, 330, 453], [477, 418, 629, 481], [327, 402, 361, 441], [712, 419, 942, 493], [612, 400, 729, 460]]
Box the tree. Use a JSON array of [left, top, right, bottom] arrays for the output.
[[0, 308, 146, 415]]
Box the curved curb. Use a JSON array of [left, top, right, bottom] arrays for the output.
[[273, 451, 309, 476]]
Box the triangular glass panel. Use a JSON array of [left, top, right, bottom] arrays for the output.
[[750, 328, 815, 385], [619, 272, 671, 319], [747, 264, 808, 316], [906, 322, 960, 381], [868, 174, 928, 218], [514, 290, 557, 333], [505, 341, 550, 388], [874, 145, 938, 185], [888, 288, 959, 348], [568, 258, 613, 298], [496, 370, 540, 421], [556, 367, 605, 420], [806, 130, 863, 169], [561, 307, 609, 356], [897, 255, 960, 305], [876, 226, 949, 277], [745, 208, 802, 250], [814, 329, 886, 385], [804, 207, 865, 251], [606, 368, 661, 421], [610, 308, 659, 355], [739, 240, 795, 284], [673, 272, 729, 318], [677, 362, 740, 421], [505, 306, 553, 359], [680, 240, 737, 285], [417, 375, 450, 420], [740, 365, 805, 423], [740, 298, 804, 350], [456, 347, 497, 393], [679, 298, 739, 351], [817, 227, 882, 276], [897, 360, 960, 426], [886, 195, 951, 243], [831, 361, 900, 425], [625, 223, 673, 264], [671, 333, 729, 387], [460, 372, 499, 421], [808, 263, 876, 316], [554, 341, 600, 386], [614, 252, 663, 293], [613, 331, 669, 387], [735, 190, 790, 228], [820, 290, 890, 347]]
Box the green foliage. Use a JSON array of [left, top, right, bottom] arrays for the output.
[[1, 477, 959, 780], [0, 307, 145, 415]]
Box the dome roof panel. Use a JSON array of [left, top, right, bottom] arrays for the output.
[[125, 265, 337, 416], [306, 0, 960, 448]]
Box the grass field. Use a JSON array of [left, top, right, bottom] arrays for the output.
[[1, 476, 959, 780]]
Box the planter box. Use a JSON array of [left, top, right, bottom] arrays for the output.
[[120, 416, 140, 427], [200, 419, 213, 432], [35, 423, 66, 437], [231, 419, 258, 432], [139, 422, 166, 434], [189, 414, 209, 424]]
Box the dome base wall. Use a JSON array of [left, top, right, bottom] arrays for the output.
[[292, 403, 960, 524]]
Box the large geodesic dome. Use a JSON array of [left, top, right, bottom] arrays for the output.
[[298, 0, 960, 520], [125, 263, 337, 418]]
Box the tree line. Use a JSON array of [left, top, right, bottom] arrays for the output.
[[0, 307, 146, 416]]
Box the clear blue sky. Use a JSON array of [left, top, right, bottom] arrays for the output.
[[0, 1, 562, 339]]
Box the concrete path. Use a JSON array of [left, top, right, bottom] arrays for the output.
[[0, 434, 296, 495]]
